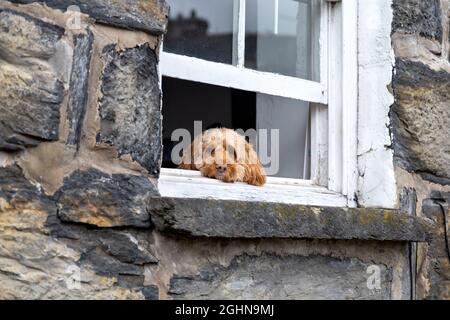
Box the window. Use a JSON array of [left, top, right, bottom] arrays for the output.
[[159, 0, 358, 207]]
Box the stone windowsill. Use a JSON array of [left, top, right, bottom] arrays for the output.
[[149, 197, 434, 242]]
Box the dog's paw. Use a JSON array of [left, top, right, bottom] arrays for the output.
[[178, 162, 194, 170], [244, 164, 266, 186]]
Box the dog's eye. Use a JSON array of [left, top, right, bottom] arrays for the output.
[[210, 149, 215, 156], [205, 147, 215, 156]]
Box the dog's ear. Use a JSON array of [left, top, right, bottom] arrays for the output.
[[244, 142, 259, 165], [242, 140, 266, 186], [244, 162, 266, 186]]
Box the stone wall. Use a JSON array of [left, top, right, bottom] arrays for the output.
[[0, 0, 167, 299], [0, 0, 442, 300], [391, 0, 450, 299]]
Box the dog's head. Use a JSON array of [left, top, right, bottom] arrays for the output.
[[181, 128, 266, 186], [199, 128, 246, 183]]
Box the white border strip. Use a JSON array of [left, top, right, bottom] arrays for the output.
[[341, 0, 358, 207], [159, 169, 347, 207], [232, 0, 246, 66]]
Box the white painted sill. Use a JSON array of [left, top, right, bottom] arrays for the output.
[[158, 168, 348, 207]]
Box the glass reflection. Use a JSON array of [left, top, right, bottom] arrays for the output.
[[245, 0, 319, 79], [164, 0, 234, 64]]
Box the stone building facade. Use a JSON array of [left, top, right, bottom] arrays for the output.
[[0, 0, 448, 299]]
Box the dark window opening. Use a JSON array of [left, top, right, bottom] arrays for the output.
[[162, 76, 311, 179], [162, 76, 256, 169]]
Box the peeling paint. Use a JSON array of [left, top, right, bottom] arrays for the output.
[[357, 0, 398, 208]]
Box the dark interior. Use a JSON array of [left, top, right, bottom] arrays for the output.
[[162, 76, 256, 168]]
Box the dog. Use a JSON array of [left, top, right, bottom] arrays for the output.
[[179, 128, 266, 186]]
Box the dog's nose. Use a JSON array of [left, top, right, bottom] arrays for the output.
[[216, 165, 226, 174]]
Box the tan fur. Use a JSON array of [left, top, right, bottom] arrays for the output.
[[179, 128, 266, 186]]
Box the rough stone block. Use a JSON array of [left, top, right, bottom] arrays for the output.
[[392, 0, 443, 41], [169, 254, 392, 300], [0, 166, 159, 299], [0, 9, 65, 151], [0, 9, 65, 61], [97, 44, 162, 176], [8, 0, 169, 35], [54, 168, 159, 228], [44, 212, 160, 299], [391, 58, 450, 185]]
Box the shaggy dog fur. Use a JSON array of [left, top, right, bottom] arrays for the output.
[[179, 128, 266, 186]]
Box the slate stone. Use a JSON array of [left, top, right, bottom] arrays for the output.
[[117, 276, 160, 299], [169, 254, 392, 300], [66, 29, 94, 146], [0, 165, 56, 211], [80, 247, 144, 276], [97, 230, 158, 265], [54, 168, 159, 228], [141, 285, 159, 300], [149, 197, 434, 241], [117, 274, 146, 288], [0, 9, 65, 151], [97, 44, 162, 176], [46, 212, 158, 265], [8, 0, 169, 35], [392, 0, 442, 41], [391, 59, 450, 185]]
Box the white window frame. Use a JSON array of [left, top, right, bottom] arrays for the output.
[[158, 0, 358, 208]]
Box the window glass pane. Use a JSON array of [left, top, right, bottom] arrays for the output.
[[256, 93, 310, 179], [162, 77, 310, 180], [165, 0, 234, 64], [245, 0, 320, 80]]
